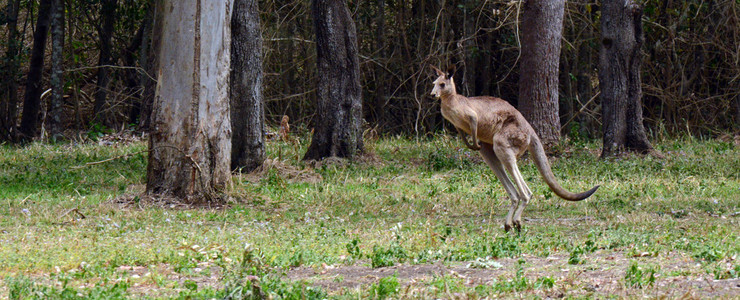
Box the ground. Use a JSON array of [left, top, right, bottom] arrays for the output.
[[0, 132, 738, 298]]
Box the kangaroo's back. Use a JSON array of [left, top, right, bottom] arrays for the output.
[[463, 96, 536, 146]]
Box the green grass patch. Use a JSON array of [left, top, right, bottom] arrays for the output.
[[1, 133, 738, 298]]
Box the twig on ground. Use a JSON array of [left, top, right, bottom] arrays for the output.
[[59, 208, 86, 220], [71, 149, 148, 169]]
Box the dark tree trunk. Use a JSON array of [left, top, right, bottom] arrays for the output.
[[138, 1, 157, 131], [124, 11, 146, 125], [146, 0, 233, 203], [1, 0, 21, 140], [230, 0, 265, 172], [19, 0, 53, 140], [47, 0, 65, 140], [304, 0, 363, 160], [518, 0, 565, 149], [92, 0, 117, 125], [600, 0, 654, 157]]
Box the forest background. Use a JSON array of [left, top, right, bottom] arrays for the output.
[[0, 0, 737, 141]]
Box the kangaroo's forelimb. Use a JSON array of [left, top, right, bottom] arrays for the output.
[[457, 128, 480, 151]]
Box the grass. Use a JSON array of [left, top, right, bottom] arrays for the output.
[[1, 132, 738, 298]]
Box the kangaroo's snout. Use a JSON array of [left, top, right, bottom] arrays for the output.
[[430, 86, 439, 98]]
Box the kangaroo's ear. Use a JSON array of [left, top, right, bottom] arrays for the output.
[[430, 65, 445, 77], [446, 65, 457, 79]]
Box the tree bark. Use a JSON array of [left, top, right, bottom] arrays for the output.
[[304, 0, 363, 160], [518, 0, 565, 149], [230, 0, 265, 172], [92, 0, 117, 125], [146, 0, 233, 203], [19, 0, 54, 141], [47, 0, 65, 140], [0, 0, 21, 140], [138, 0, 157, 130], [124, 16, 145, 125], [600, 0, 654, 157]]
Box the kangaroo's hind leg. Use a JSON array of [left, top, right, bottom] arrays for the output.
[[480, 142, 519, 232], [493, 143, 533, 232]]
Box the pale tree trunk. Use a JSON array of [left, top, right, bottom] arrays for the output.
[[92, 0, 117, 125], [146, 0, 233, 204], [518, 0, 565, 149], [230, 0, 264, 172], [1, 0, 21, 140], [19, 0, 53, 141], [304, 0, 363, 160], [48, 0, 65, 140], [600, 0, 654, 157]]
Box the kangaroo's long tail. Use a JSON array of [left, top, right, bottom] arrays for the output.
[[529, 137, 599, 201]]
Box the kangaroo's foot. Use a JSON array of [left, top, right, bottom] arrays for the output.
[[512, 219, 522, 232]]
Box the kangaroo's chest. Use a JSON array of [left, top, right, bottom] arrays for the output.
[[441, 104, 472, 133]]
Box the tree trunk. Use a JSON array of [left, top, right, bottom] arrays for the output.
[[124, 16, 145, 125], [146, 0, 233, 203], [304, 0, 363, 160], [19, 0, 54, 141], [138, 1, 157, 130], [0, 0, 21, 140], [600, 0, 654, 157], [230, 0, 265, 172], [47, 0, 65, 140], [92, 0, 117, 125], [518, 0, 565, 149]]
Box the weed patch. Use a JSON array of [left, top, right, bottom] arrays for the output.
[[624, 261, 658, 288], [371, 242, 408, 268]]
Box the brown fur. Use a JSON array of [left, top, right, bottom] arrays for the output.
[[430, 65, 599, 232]]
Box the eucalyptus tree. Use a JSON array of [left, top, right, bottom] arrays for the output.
[[146, 0, 233, 203]]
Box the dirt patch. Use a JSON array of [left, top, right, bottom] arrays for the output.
[[286, 252, 740, 298], [5, 252, 736, 298]]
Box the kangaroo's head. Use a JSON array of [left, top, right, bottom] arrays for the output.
[[430, 66, 457, 98]]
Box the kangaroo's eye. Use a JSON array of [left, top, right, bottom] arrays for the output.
[[440, 83, 446, 89]]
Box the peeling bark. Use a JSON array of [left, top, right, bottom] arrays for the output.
[[146, 0, 233, 203]]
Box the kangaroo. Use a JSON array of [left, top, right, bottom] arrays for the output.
[[430, 65, 599, 232]]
